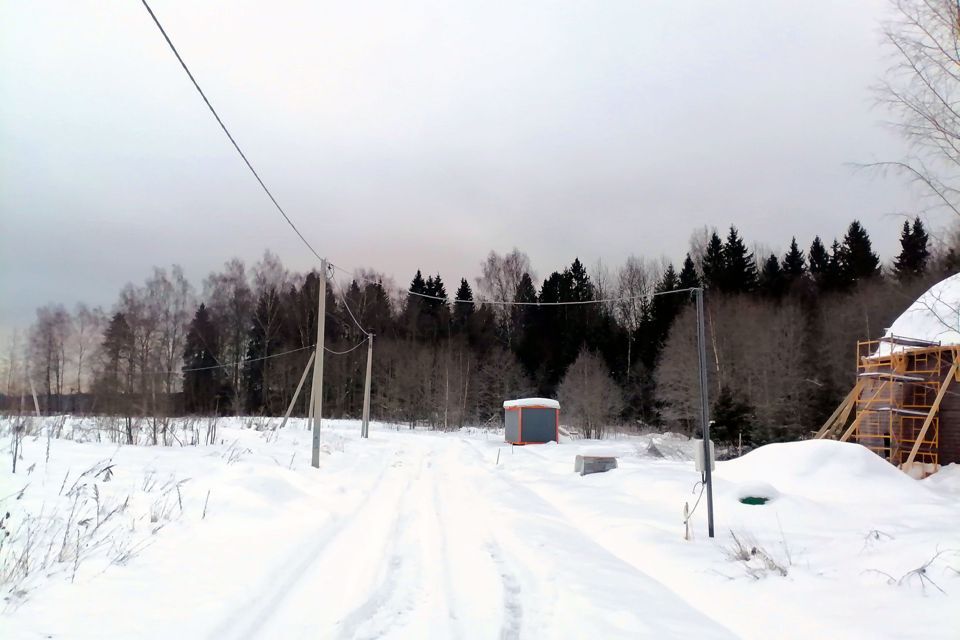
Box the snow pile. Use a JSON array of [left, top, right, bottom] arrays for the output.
[[882, 272, 960, 346], [923, 462, 960, 495], [717, 439, 930, 502]]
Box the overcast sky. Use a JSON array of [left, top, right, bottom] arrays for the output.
[[0, 0, 943, 334]]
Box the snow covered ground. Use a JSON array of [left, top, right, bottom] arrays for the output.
[[1, 416, 958, 639]]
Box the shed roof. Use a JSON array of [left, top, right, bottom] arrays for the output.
[[503, 398, 560, 410]]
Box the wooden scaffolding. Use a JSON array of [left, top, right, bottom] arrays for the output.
[[815, 336, 959, 477]]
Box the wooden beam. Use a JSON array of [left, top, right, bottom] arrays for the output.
[[834, 390, 858, 437], [815, 380, 863, 439], [840, 379, 888, 442], [903, 360, 959, 467]]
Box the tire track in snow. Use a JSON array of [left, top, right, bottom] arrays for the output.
[[486, 541, 523, 640], [457, 437, 738, 639], [208, 449, 409, 640], [334, 450, 433, 639]]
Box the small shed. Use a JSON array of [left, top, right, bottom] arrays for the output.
[[503, 398, 560, 445]]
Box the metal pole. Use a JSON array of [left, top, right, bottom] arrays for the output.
[[695, 287, 715, 538], [279, 350, 315, 431], [311, 260, 327, 468], [361, 333, 373, 438]]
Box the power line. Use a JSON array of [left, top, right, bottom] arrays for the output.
[[329, 262, 697, 307], [330, 274, 371, 336], [138, 0, 324, 264], [150, 343, 316, 375], [323, 339, 368, 355], [138, 2, 698, 312]]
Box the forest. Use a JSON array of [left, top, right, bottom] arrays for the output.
[[3, 217, 956, 446]]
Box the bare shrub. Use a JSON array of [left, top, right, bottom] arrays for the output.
[[724, 530, 790, 579]]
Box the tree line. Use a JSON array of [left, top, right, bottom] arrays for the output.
[[2, 217, 955, 444]]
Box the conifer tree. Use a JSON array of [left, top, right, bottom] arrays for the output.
[[100, 312, 134, 399], [808, 236, 829, 288], [700, 232, 725, 290], [841, 220, 880, 283], [720, 226, 758, 293], [678, 254, 701, 290], [782, 237, 806, 280], [452, 278, 474, 333], [758, 254, 786, 298], [827, 239, 852, 291], [893, 217, 931, 279], [183, 303, 223, 413], [403, 270, 427, 339], [710, 386, 755, 445]]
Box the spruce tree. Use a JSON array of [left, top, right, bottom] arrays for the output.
[[782, 237, 806, 280], [710, 386, 755, 445], [646, 264, 681, 368], [827, 239, 852, 291], [100, 312, 133, 398], [403, 270, 427, 339], [809, 236, 829, 288], [720, 226, 758, 293], [758, 254, 786, 298], [841, 220, 880, 283], [452, 278, 474, 333], [678, 254, 701, 290], [183, 303, 223, 413], [569, 258, 595, 302], [511, 272, 538, 347], [894, 217, 931, 279], [701, 232, 725, 290]]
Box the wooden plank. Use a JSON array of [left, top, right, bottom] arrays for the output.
[[834, 390, 859, 437], [840, 379, 888, 442], [904, 361, 958, 467], [815, 380, 863, 439]]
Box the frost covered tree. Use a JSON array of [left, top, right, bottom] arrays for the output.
[[29, 304, 71, 411], [875, 0, 960, 218], [557, 349, 623, 439], [204, 258, 254, 414]]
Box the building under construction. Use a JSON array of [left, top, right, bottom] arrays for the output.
[[816, 274, 960, 478]]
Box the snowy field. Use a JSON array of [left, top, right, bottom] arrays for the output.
[[1, 416, 959, 639]]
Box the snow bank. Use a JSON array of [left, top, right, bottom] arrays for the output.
[[503, 397, 560, 409], [923, 462, 960, 495], [717, 440, 930, 502], [883, 271, 960, 346]]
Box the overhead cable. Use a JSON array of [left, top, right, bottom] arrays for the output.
[[139, 0, 324, 263]]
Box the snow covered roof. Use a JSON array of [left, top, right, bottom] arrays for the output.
[[881, 272, 960, 351], [503, 398, 560, 410]]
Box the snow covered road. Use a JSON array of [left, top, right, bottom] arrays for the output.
[[204, 434, 735, 639], [3, 418, 959, 639]]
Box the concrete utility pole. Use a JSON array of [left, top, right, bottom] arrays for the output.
[[279, 351, 315, 431], [311, 260, 327, 468], [695, 287, 715, 538], [361, 333, 374, 438]]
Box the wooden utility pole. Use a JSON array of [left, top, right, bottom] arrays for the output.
[[361, 333, 373, 438], [311, 260, 327, 468]]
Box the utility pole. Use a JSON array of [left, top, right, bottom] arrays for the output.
[[279, 351, 315, 431], [361, 333, 373, 438], [311, 260, 327, 468], [695, 287, 715, 538]]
